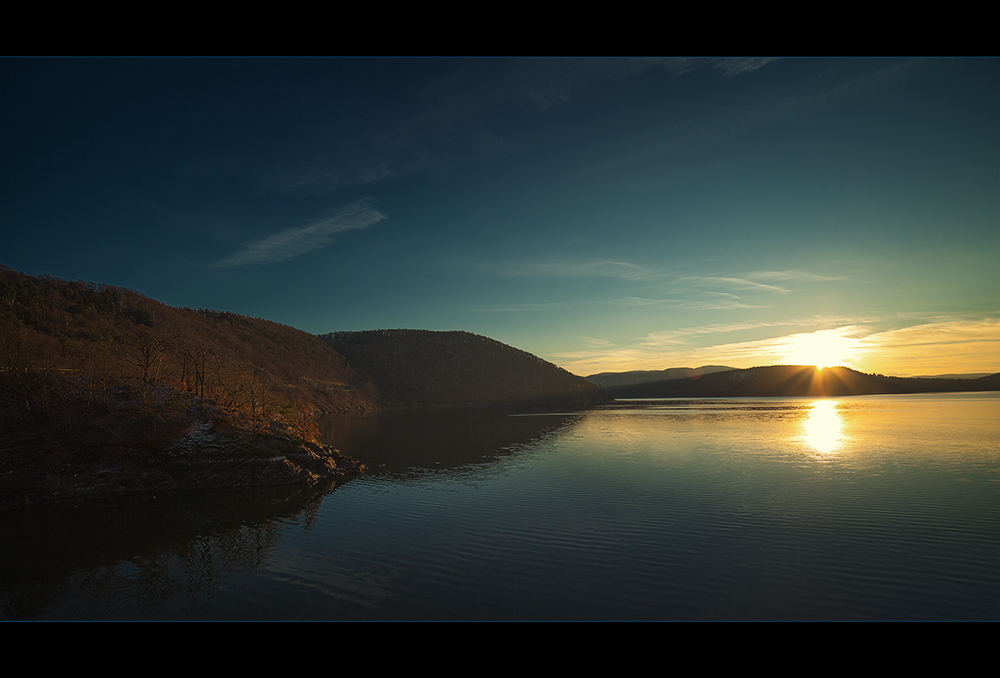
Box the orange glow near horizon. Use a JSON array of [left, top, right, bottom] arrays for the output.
[[782, 329, 861, 369], [554, 319, 999, 378]]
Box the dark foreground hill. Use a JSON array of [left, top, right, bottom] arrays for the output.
[[1, 266, 376, 506], [1, 267, 604, 416], [322, 329, 608, 409], [0, 267, 604, 505], [0, 266, 380, 418], [607, 364, 1000, 398]]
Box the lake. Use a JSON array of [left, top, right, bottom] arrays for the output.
[[2, 393, 997, 620]]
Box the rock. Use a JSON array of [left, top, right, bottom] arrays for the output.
[[0, 407, 365, 509]]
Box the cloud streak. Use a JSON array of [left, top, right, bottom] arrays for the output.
[[492, 258, 661, 281], [673, 275, 793, 294], [470, 258, 837, 291], [708, 57, 781, 78], [855, 318, 1000, 376], [213, 199, 385, 268]]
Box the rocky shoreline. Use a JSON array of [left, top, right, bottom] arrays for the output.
[[0, 402, 365, 509]]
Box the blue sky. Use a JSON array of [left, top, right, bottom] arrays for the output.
[[2, 58, 997, 376]]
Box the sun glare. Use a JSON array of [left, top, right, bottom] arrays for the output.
[[784, 329, 859, 369], [804, 400, 844, 453]]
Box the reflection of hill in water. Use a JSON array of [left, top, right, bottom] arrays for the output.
[[0, 480, 350, 620], [318, 409, 582, 479]]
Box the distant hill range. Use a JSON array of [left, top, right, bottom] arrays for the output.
[[911, 373, 994, 380], [602, 364, 1000, 399], [586, 366, 735, 389], [322, 329, 607, 409]]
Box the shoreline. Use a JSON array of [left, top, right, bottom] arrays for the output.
[[0, 399, 364, 510]]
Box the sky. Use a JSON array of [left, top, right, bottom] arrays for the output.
[[2, 58, 997, 377]]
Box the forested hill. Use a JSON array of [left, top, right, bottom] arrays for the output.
[[0, 266, 378, 417], [585, 365, 734, 388], [1, 268, 604, 417], [606, 364, 1000, 398], [0, 268, 605, 506], [322, 329, 608, 409]]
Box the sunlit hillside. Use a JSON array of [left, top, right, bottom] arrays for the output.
[[0, 266, 379, 420]]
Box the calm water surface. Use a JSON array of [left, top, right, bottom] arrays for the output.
[[2, 393, 997, 620]]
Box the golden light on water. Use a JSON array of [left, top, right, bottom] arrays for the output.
[[804, 400, 844, 453]]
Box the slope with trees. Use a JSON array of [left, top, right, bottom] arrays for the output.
[[0, 268, 610, 505], [0, 266, 373, 506], [322, 329, 609, 409], [0, 266, 379, 420], [585, 365, 734, 389]]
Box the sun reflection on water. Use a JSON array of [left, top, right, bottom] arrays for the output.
[[804, 400, 844, 454]]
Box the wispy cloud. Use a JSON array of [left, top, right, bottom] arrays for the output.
[[469, 258, 837, 293], [708, 57, 781, 78], [743, 270, 844, 283], [855, 318, 1000, 375], [669, 270, 845, 296], [639, 316, 871, 346], [464, 259, 841, 314], [616, 296, 769, 311], [673, 275, 793, 294], [472, 301, 573, 313], [467, 257, 663, 282], [212, 199, 385, 268], [473, 296, 769, 315]]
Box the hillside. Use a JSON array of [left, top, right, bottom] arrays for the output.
[[322, 329, 608, 409], [0, 266, 376, 505], [606, 365, 1000, 398], [0, 266, 379, 418], [1, 268, 605, 419], [585, 365, 734, 389], [0, 268, 609, 505]]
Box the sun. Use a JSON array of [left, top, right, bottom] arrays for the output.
[[783, 329, 859, 369]]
